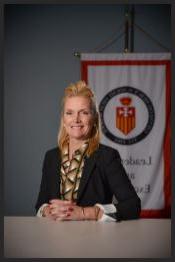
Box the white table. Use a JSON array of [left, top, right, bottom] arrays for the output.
[[4, 216, 171, 258]]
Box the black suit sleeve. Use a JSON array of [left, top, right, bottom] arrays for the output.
[[103, 149, 141, 221], [35, 151, 50, 212]]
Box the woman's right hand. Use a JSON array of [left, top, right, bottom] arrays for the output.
[[42, 205, 54, 219]]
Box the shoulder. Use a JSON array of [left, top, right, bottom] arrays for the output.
[[45, 147, 60, 155], [43, 147, 61, 162], [95, 143, 121, 163], [98, 143, 120, 155]]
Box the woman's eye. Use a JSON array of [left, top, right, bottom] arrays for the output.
[[82, 110, 91, 115], [65, 112, 72, 115]]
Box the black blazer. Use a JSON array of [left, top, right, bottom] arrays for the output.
[[35, 144, 141, 221]]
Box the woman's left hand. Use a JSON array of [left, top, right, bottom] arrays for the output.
[[57, 205, 102, 221], [59, 205, 83, 221]]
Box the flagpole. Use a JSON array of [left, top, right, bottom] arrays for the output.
[[124, 6, 129, 53], [130, 5, 135, 53]]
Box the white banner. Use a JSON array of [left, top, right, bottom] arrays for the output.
[[81, 53, 171, 218]]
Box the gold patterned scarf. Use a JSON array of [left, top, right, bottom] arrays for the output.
[[60, 142, 89, 201]]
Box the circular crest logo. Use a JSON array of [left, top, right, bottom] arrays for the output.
[[99, 86, 155, 145]]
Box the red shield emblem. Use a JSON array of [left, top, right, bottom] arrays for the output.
[[116, 97, 135, 135]]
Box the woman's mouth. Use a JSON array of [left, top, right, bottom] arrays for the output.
[[71, 126, 83, 129]]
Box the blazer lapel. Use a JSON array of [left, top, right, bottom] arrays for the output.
[[57, 149, 62, 198], [77, 150, 98, 201]]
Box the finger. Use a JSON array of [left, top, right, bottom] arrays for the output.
[[49, 199, 74, 205], [56, 217, 64, 221], [54, 213, 71, 221], [49, 199, 62, 204], [59, 207, 73, 214], [58, 207, 69, 213], [49, 204, 73, 213], [49, 205, 74, 213], [50, 207, 64, 215], [56, 213, 71, 221], [49, 203, 66, 209], [50, 209, 58, 215], [49, 199, 71, 204], [52, 206, 74, 215], [49, 204, 58, 209]]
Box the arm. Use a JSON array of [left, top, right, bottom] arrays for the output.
[[36, 203, 49, 217], [103, 149, 141, 221], [35, 151, 50, 213]]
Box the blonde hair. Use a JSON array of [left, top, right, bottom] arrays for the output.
[[58, 80, 101, 156]]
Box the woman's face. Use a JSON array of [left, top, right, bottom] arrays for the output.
[[63, 96, 94, 142]]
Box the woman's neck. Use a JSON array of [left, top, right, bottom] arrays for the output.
[[68, 139, 85, 159]]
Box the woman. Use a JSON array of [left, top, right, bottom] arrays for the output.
[[35, 80, 141, 221]]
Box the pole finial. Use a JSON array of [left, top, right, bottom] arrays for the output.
[[74, 51, 81, 58]]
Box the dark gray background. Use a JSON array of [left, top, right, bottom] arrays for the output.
[[4, 4, 171, 216]]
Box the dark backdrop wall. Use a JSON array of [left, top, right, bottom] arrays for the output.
[[4, 4, 171, 215]]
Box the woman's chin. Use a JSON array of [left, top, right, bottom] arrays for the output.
[[69, 134, 88, 141]]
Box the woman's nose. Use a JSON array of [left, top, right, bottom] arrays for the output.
[[74, 113, 81, 122]]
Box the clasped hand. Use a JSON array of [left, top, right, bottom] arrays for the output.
[[43, 199, 82, 221]]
